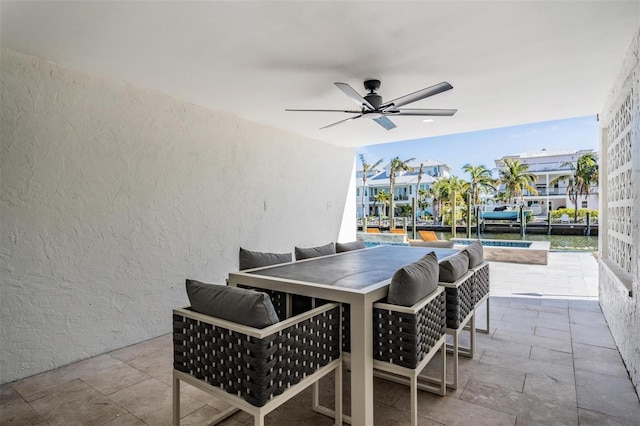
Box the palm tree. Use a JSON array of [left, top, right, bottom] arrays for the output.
[[431, 179, 450, 224], [359, 154, 383, 229], [373, 190, 390, 225], [412, 162, 424, 238], [445, 176, 467, 238], [417, 188, 431, 217], [462, 164, 495, 207], [498, 158, 538, 204], [550, 153, 599, 223], [388, 156, 415, 229]]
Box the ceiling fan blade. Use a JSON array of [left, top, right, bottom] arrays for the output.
[[335, 82, 375, 110], [385, 108, 457, 116], [373, 115, 397, 130], [286, 109, 362, 113], [381, 82, 453, 109], [320, 115, 362, 130]]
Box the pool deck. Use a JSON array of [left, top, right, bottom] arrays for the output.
[[452, 238, 551, 265]]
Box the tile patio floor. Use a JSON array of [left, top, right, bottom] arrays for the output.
[[2, 252, 639, 425]]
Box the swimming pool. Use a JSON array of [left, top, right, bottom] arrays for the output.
[[452, 238, 533, 248]]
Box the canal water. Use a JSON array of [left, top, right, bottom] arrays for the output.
[[430, 232, 598, 251]]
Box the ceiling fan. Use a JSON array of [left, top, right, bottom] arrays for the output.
[[286, 79, 457, 130]]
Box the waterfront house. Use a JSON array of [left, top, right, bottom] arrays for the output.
[[357, 159, 450, 218], [494, 148, 599, 215]]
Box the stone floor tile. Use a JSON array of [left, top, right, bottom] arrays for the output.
[[479, 351, 575, 382], [109, 377, 203, 426], [463, 363, 525, 393], [476, 335, 532, 359], [540, 299, 569, 308], [527, 315, 572, 332], [460, 379, 578, 425], [178, 405, 238, 426], [577, 408, 640, 426], [109, 334, 173, 362], [523, 372, 577, 404], [528, 346, 573, 365], [265, 403, 335, 425], [0, 384, 47, 425], [13, 354, 122, 402], [575, 369, 640, 422], [572, 342, 630, 379], [101, 413, 148, 426], [394, 388, 516, 426], [373, 401, 444, 425], [492, 328, 572, 353], [534, 325, 571, 342], [570, 323, 617, 349], [127, 348, 174, 385], [569, 308, 608, 326], [568, 299, 602, 312], [29, 379, 127, 426], [487, 318, 535, 335], [81, 362, 151, 395]]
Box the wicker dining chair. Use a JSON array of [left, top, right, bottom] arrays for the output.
[[172, 302, 343, 426], [437, 251, 476, 390]]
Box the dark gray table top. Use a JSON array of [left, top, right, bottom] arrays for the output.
[[246, 245, 459, 290]]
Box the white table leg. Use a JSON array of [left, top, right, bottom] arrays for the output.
[[349, 299, 374, 426]]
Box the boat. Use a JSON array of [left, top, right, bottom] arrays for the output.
[[478, 205, 533, 221]]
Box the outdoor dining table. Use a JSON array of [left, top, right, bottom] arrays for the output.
[[227, 245, 460, 426]]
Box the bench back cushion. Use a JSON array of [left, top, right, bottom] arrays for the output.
[[186, 279, 280, 328], [463, 240, 484, 268], [387, 252, 439, 307], [336, 240, 366, 253], [439, 251, 470, 282], [239, 247, 292, 271], [295, 242, 336, 260]]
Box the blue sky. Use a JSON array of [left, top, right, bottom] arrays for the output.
[[356, 115, 600, 178]]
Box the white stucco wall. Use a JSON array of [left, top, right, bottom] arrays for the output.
[[0, 48, 356, 384], [599, 27, 640, 396]]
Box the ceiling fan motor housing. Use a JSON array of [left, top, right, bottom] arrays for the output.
[[364, 79, 383, 108]]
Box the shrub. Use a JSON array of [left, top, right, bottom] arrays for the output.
[[550, 208, 598, 223]]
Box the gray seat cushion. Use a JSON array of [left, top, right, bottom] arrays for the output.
[[336, 240, 366, 253], [239, 247, 292, 270], [387, 252, 439, 307], [463, 240, 484, 268], [185, 279, 280, 328], [295, 242, 336, 260], [439, 251, 470, 283]]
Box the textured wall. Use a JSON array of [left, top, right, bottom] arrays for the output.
[[599, 27, 640, 396], [0, 48, 356, 384]]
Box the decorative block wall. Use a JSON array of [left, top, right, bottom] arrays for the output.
[[599, 27, 640, 396]]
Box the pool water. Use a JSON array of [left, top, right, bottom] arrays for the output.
[[437, 232, 597, 251]]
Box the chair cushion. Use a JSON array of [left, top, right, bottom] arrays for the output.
[[239, 247, 292, 271], [387, 252, 439, 307], [295, 242, 336, 260], [439, 251, 470, 283], [463, 240, 484, 268], [336, 240, 366, 253], [185, 279, 280, 328]]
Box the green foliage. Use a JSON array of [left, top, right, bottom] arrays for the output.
[[550, 208, 599, 223]]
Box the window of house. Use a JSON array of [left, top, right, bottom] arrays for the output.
[[582, 201, 588, 208]]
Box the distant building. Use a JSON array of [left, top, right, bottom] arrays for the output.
[[356, 159, 451, 218], [494, 148, 599, 215]]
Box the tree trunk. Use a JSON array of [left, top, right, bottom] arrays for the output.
[[451, 191, 457, 238]]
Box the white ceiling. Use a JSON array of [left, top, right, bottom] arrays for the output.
[[1, 1, 638, 147]]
